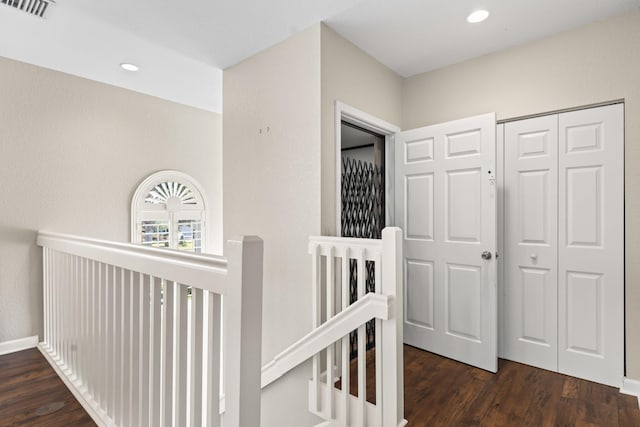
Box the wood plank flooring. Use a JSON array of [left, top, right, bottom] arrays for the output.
[[338, 345, 640, 426], [1, 345, 639, 426], [0, 348, 95, 426], [402, 343, 640, 426]]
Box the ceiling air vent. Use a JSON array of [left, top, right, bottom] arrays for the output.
[[1, 0, 54, 18]]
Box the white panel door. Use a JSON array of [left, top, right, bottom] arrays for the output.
[[558, 104, 624, 387], [396, 113, 497, 372], [503, 115, 558, 371]]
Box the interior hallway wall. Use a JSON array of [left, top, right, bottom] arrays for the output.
[[320, 24, 403, 234], [402, 10, 640, 380], [223, 24, 323, 427], [0, 56, 222, 344]]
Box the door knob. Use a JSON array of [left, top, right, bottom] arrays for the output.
[[530, 253, 538, 260], [481, 251, 492, 260]]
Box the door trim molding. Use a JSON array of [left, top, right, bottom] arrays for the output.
[[335, 101, 400, 236]]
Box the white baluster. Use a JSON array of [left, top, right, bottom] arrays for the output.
[[42, 248, 49, 349], [70, 255, 76, 380], [109, 265, 117, 419], [76, 256, 82, 386], [89, 260, 96, 399], [139, 273, 151, 427], [98, 262, 106, 408], [151, 276, 163, 427], [191, 288, 204, 427], [62, 253, 68, 370], [79, 257, 86, 389], [129, 270, 140, 427], [114, 267, 123, 424], [206, 291, 221, 427], [356, 249, 366, 427], [374, 253, 382, 424], [122, 269, 131, 426], [311, 243, 321, 412], [326, 245, 335, 420], [164, 280, 176, 426], [341, 249, 350, 427], [177, 284, 189, 425], [56, 252, 62, 361]]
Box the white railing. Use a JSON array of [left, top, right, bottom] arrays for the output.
[[261, 227, 405, 427], [38, 231, 263, 427], [261, 293, 392, 389]]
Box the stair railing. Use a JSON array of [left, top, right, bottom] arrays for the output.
[[309, 227, 405, 427], [38, 231, 263, 427], [261, 227, 406, 427]]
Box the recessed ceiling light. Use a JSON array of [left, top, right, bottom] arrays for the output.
[[120, 63, 139, 72], [467, 10, 490, 23]]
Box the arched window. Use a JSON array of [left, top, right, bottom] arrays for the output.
[[131, 171, 207, 253]]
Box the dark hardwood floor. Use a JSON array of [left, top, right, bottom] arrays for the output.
[[403, 345, 640, 426], [1, 345, 639, 426], [339, 344, 640, 426], [0, 348, 95, 427]]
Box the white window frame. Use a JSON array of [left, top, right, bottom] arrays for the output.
[[131, 170, 208, 252]]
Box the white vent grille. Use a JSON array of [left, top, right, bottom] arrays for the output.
[[1, 0, 54, 18]]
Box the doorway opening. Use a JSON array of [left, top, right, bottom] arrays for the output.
[[335, 101, 400, 359], [341, 121, 385, 240], [340, 122, 386, 356], [334, 101, 400, 238]]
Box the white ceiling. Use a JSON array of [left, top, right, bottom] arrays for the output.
[[1, 0, 639, 112], [326, 0, 640, 77]]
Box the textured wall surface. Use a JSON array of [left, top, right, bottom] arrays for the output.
[[223, 24, 323, 427], [0, 56, 222, 344], [320, 24, 403, 234]]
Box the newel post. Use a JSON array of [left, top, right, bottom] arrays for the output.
[[224, 236, 264, 427], [381, 227, 404, 427]]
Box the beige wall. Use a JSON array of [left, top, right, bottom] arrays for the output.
[[0, 56, 222, 344], [402, 10, 640, 379], [223, 24, 323, 426], [320, 24, 403, 233]]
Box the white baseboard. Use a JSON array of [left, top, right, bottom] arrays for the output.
[[620, 377, 640, 407], [0, 335, 39, 356]]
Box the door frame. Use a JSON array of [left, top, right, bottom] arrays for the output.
[[335, 101, 400, 237]]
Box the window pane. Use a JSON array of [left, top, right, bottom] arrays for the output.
[[141, 220, 170, 248], [177, 220, 202, 253]]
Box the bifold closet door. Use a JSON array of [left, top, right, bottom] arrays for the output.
[[503, 115, 559, 371], [503, 104, 624, 388], [558, 104, 624, 387]]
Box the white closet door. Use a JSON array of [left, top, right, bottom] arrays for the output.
[[396, 113, 497, 372], [503, 115, 558, 371], [558, 104, 624, 387]]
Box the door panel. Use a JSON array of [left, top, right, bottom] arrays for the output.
[[446, 263, 482, 341], [503, 115, 558, 371], [397, 113, 497, 372], [405, 174, 434, 239], [558, 104, 624, 387], [520, 267, 550, 344], [446, 168, 482, 242], [405, 259, 434, 329]]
